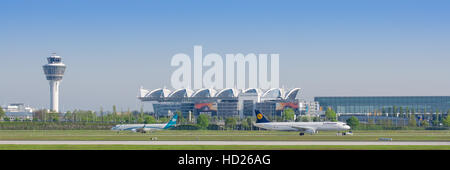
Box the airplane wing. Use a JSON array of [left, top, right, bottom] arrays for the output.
[[290, 126, 316, 133]]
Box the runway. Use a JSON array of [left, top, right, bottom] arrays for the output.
[[0, 141, 449, 145]]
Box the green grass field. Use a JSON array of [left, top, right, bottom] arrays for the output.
[[0, 130, 449, 141]]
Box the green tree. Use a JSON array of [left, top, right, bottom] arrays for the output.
[[0, 106, 5, 119], [405, 107, 410, 118], [246, 117, 253, 130], [241, 117, 252, 130], [137, 116, 144, 123], [100, 106, 104, 122], [421, 120, 429, 127], [435, 109, 440, 122], [408, 116, 417, 127], [312, 116, 320, 122], [442, 115, 450, 127], [346, 116, 360, 129], [225, 117, 237, 130], [64, 111, 73, 122], [196, 114, 210, 129], [432, 120, 439, 126], [282, 108, 295, 121], [159, 117, 169, 123], [325, 108, 337, 122], [399, 106, 404, 114], [143, 115, 156, 124], [48, 112, 59, 122], [112, 105, 117, 115], [432, 110, 440, 126], [300, 116, 310, 122]]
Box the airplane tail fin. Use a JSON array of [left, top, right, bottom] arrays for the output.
[[163, 114, 178, 129], [255, 110, 271, 123]]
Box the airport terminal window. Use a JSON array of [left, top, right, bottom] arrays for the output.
[[315, 96, 450, 114]]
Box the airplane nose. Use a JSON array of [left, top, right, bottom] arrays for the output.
[[345, 125, 351, 130]]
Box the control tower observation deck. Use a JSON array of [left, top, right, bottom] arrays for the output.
[[42, 53, 66, 112]]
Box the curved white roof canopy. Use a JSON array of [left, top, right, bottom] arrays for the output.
[[262, 88, 285, 98], [145, 88, 171, 98], [216, 88, 239, 98], [192, 88, 217, 98], [169, 88, 194, 98], [285, 88, 301, 100], [240, 88, 262, 96]]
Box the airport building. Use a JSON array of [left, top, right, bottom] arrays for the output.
[[138, 87, 307, 119], [315, 96, 450, 125], [1, 103, 34, 121], [314, 96, 450, 115], [138, 86, 450, 124]]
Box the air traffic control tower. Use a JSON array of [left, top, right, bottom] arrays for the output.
[[42, 53, 66, 112]]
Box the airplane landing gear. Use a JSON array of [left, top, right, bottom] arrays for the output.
[[299, 132, 305, 136], [337, 131, 354, 136]]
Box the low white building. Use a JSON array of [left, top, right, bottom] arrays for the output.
[[1, 103, 34, 121], [299, 100, 320, 115]]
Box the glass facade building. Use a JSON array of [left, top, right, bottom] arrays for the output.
[[243, 100, 255, 117], [315, 96, 450, 114], [256, 101, 279, 118], [217, 100, 240, 118]]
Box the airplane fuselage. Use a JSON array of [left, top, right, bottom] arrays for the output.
[[111, 123, 167, 132], [254, 122, 350, 132]]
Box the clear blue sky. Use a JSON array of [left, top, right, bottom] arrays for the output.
[[1, 0, 449, 112]]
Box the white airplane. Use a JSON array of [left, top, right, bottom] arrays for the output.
[[253, 110, 351, 136], [111, 114, 178, 133]]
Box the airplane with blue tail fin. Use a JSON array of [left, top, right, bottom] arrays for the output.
[[111, 114, 178, 133]]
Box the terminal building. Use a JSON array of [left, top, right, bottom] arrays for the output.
[[138, 87, 309, 119], [314, 96, 450, 115], [315, 96, 450, 125], [138, 86, 450, 124]]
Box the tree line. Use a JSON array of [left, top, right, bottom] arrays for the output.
[[2, 106, 450, 130]]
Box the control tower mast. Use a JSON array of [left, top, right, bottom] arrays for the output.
[[42, 53, 66, 112]]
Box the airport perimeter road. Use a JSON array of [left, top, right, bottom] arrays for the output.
[[0, 141, 449, 145]]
